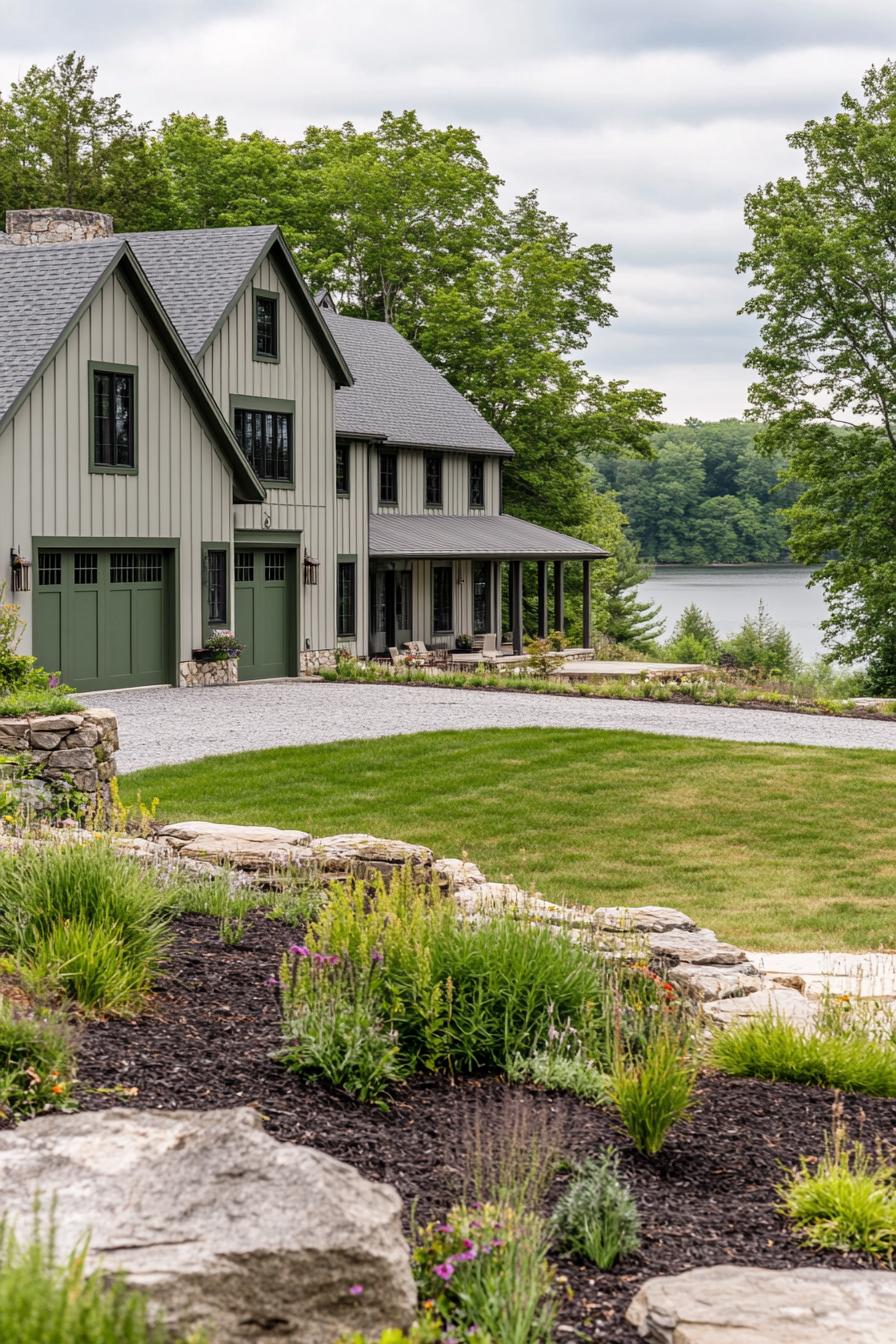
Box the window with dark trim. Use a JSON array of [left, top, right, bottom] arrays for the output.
[[38, 552, 62, 587], [234, 408, 293, 483], [206, 549, 227, 625], [469, 457, 485, 509], [379, 450, 398, 505], [254, 294, 278, 360], [337, 560, 356, 637], [336, 443, 350, 496], [473, 560, 490, 634], [93, 368, 135, 469], [433, 564, 453, 633], [425, 452, 443, 508]]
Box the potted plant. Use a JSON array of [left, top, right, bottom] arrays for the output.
[[193, 629, 245, 663], [455, 633, 474, 652]]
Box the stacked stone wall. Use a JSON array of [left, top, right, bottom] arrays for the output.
[[0, 708, 119, 807]]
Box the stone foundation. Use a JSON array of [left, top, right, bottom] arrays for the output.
[[178, 658, 239, 687], [0, 708, 119, 811], [300, 648, 338, 673]]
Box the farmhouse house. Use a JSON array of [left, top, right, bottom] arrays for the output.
[[0, 207, 605, 691]]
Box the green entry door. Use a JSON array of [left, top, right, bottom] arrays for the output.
[[234, 547, 296, 680], [33, 548, 173, 691]]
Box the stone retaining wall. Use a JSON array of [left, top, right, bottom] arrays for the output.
[[300, 648, 338, 673], [178, 658, 239, 688], [0, 709, 119, 808]]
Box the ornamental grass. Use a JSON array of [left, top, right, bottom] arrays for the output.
[[0, 842, 172, 1015]]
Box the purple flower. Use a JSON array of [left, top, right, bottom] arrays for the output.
[[462, 1238, 476, 1251], [266, 974, 279, 987], [453, 1248, 477, 1263], [347, 1284, 364, 1296], [289, 945, 309, 958], [371, 948, 384, 964], [327, 954, 341, 966], [48, 673, 61, 689], [434, 1262, 455, 1280]]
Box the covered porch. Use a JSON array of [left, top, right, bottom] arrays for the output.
[[367, 513, 608, 657]]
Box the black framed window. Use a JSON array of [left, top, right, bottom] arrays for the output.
[[206, 549, 227, 624], [38, 552, 62, 587], [425, 452, 443, 508], [336, 443, 350, 496], [93, 369, 135, 469], [433, 564, 453, 633], [254, 294, 278, 360], [337, 560, 356, 637], [379, 450, 398, 505], [469, 457, 485, 509], [234, 408, 293, 483]]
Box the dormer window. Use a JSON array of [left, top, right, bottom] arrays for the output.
[[254, 291, 279, 361]]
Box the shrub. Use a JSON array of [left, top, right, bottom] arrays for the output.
[[414, 1202, 555, 1344], [719, 601, 797, 677], [710, 1016, 896, 1097], [779, 1124, 896, 1260], [276, 948, 404, 1106], [0, 687, 82, 718], [550, 1149, 640, 1269], [0, 1001, 74, 1120], [0, 1216, 201, 1343], [506, 1007, 609, 1102], [670, 603, 720, 653], [0, 843, 172, 1014], [608, 1023, 697, 1155], [296, 869, 615, 1080]]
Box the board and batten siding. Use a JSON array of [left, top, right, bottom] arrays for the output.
[[0, 269, 233, 662], [370, 448, 501, 516], [335, 439, 369, 655], [200, 252, 340, 652]]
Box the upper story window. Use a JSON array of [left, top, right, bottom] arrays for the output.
[[469, 456, 485, 509], [336, 443, 350, 496], [379, 449, 398, 506], [425, 452, 443, 508], [234, 406, 293, 484], [91, 364, 136, 472], [254, 292, 279, 361]]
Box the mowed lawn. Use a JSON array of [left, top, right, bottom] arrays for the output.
[[121, 727, 896, 952]]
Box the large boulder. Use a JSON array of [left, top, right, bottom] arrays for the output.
[[702, 985, 819, 1030], [627, 1265, 896, 1342], [0, 1107, 416, 1343]]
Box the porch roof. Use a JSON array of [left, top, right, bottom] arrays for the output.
[[368, 512, 609, 561]]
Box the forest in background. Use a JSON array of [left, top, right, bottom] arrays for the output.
[[593, 419, 800, 566]]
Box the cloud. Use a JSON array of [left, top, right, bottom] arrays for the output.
[[1, 0, 892, 419]]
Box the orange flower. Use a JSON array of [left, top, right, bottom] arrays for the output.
[[51, 1084, 66, 1095]]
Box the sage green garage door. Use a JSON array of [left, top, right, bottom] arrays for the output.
[[34, 548, 173, 691], [234, 547, 296, 681]]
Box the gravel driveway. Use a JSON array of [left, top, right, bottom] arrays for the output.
[[81, 680, 896, 773]]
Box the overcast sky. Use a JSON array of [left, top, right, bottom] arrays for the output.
[[3, 1, 895, 420]]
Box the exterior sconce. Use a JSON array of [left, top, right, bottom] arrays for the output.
[[10, 548, 31, 592], [303, 553, 320, 586]]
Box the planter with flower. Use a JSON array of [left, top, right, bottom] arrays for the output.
[[182, 630, 245, 687]]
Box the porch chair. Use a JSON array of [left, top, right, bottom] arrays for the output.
[[388, 646, 406, 667], [479, 632, 500, 660]]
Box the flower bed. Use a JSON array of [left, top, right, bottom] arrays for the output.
[[71, 911, 895, 1343], [320, 660, 896, 722]]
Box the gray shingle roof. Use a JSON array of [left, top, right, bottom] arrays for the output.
[[121, 226, 278, 355], [0, 238, 123, 423], [369, 512, 607, 559], [321, 310, 514, 456]]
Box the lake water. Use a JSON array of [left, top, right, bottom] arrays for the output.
[[638, 566, 830, 660]]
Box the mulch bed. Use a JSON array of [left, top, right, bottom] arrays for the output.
[[74, 913, 896, 1341]]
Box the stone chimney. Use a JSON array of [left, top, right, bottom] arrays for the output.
[[5, 207, 114, 245]]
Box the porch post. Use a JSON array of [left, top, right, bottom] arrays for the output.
[[582, 559, 592, 648], [553, 560, 565, 635], [510, 560, 524, 655], [493, 562, 503, 642], [537, 561, 548, 638]]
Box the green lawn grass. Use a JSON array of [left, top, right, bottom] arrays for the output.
[[120, 727, 896, 952]]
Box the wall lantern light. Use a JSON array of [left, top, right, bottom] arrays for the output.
[[10, 548, 31, 592], [303, 553, 320, 586]]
